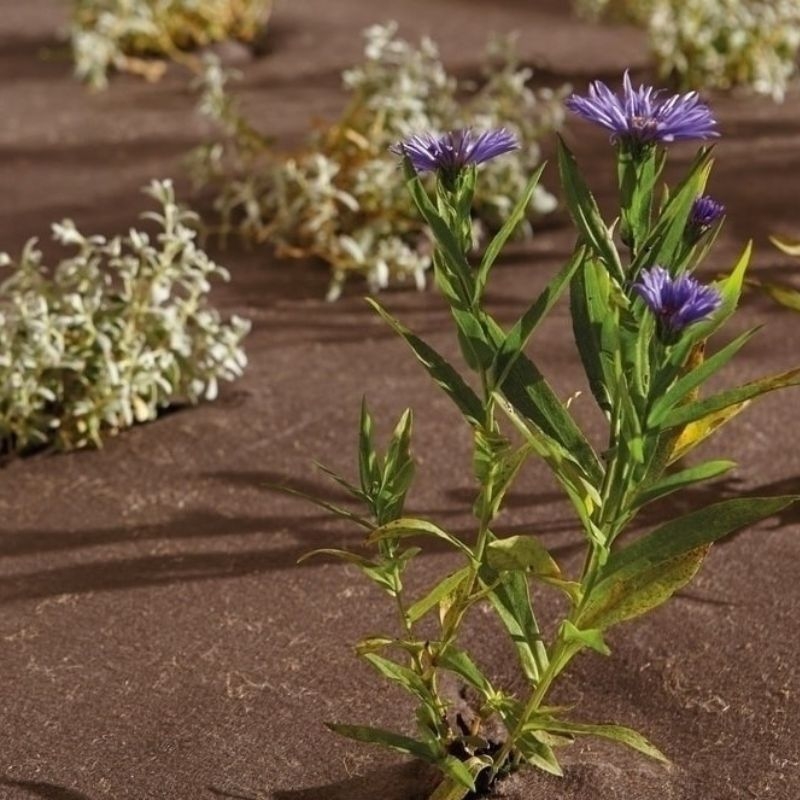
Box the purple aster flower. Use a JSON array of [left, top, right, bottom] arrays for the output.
[[390, 128, 519, 177], [565, 71, 719, 146], [689, 195, 725, 231], [634, 266, 722, 339]]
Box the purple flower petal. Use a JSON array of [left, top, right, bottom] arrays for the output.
[[566, 71, 719, 146], [634, 266, 722, 336], [689, 195, 725, 230], [391, 128, 519, 175]]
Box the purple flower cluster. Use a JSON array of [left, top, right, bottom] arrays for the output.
[[689, 195, 726, 230], [566, 72, 719, 146], [634, 266, 722, 337], [391, 128, 519, 176]]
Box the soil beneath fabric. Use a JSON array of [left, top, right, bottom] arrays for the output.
[[1, 2, 799, 799]]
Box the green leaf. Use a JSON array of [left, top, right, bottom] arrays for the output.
[[427, 778, 471, 800], [578, 547, 709, 631], [368, 299, 484, 426], [486, 535, 561, 577], [682, 242, 752, 344], [661, 367, 800, 431], [524, 719, 668, 764], [561, 620, 610, 655], [475, 163, 547, 300], [439, 756, 476, 791], [647, 328, 759, 429], [407, 567, 471, 624], [379, 408, 416, 521], [359, 398, 379, 497], [367, 518, 474, 559], [635, 150, 713, 274], [437, 647, 494, 696], [633, 459, 736, 509], [617, 142, 661, 255], [451, 305, 494, 372], [314, 461, 363, 501], [612, 496, 795, 574], [472, 429, 529, 521], [297, 548, 397, 593], [557, 136, 624, 283], [750, 279, 800, 312], [497, 395, 603, 542], [488, 334, 604, 486], [579, 496, 797, 629], [362, 653, 435, 706], [569, 257, 614, 414], [482, 566, 548, 682], [269, 484, 372, 530], [404, 159, 474, 302], [516, 732, 563, 776], [491, 247, 585, 390], [327, 723, 437, 761]]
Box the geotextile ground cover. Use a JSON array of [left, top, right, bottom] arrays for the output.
[[1, 2, 798, 799]]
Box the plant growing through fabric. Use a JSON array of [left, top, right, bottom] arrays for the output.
[[288, 72, 800, 798]]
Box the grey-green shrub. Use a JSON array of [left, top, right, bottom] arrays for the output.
[[0, 180, 249, 453], [575, 0, 800, 101], [186, 23, 568, 300], [70, 0, 272, 89]]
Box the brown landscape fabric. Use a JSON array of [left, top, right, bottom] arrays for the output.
[[1, 1, 799, 799]]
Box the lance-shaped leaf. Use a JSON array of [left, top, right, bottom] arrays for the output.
[[570, 256, 617, 415], [368, 518, 474, 559], [378, 407, 416, 522], [749, 279, 800, 312], [485, 323, 604, 485], [617, 144, 655, 253], [516, 732, 563, 776], [491, 247, 585, 391], [680, 241, 752, 345], [660, 367, 800, 431], [367, 299, 484, 427], [481, 566, 548, 682], [630, 148, 713, 275], [523, 718, 668, 764], [668, 403, 750, 464], [497, 394, 603, 542], [473, 429, 530, 521], [362, 653, 436, 707], [557, 136, 624, 283], [633, 459, 737, 509], [271, 484, 372, 529], [647, 327, 759, 429], [359, 398, 380, 497], [578, 496, 797, 630], [327, 723, 438, 761], [404, 159, 474, 302], [407, 567, 471, 624], [475, 163, 547, 300], [437, 647, 495, 697]]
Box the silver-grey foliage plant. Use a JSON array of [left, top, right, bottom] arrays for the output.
[[186, 23, 567, 300], [0, 180, 249, 454], [574, 0, 800, 102]]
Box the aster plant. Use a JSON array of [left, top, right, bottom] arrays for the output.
[[290, 73, 800, 798]]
